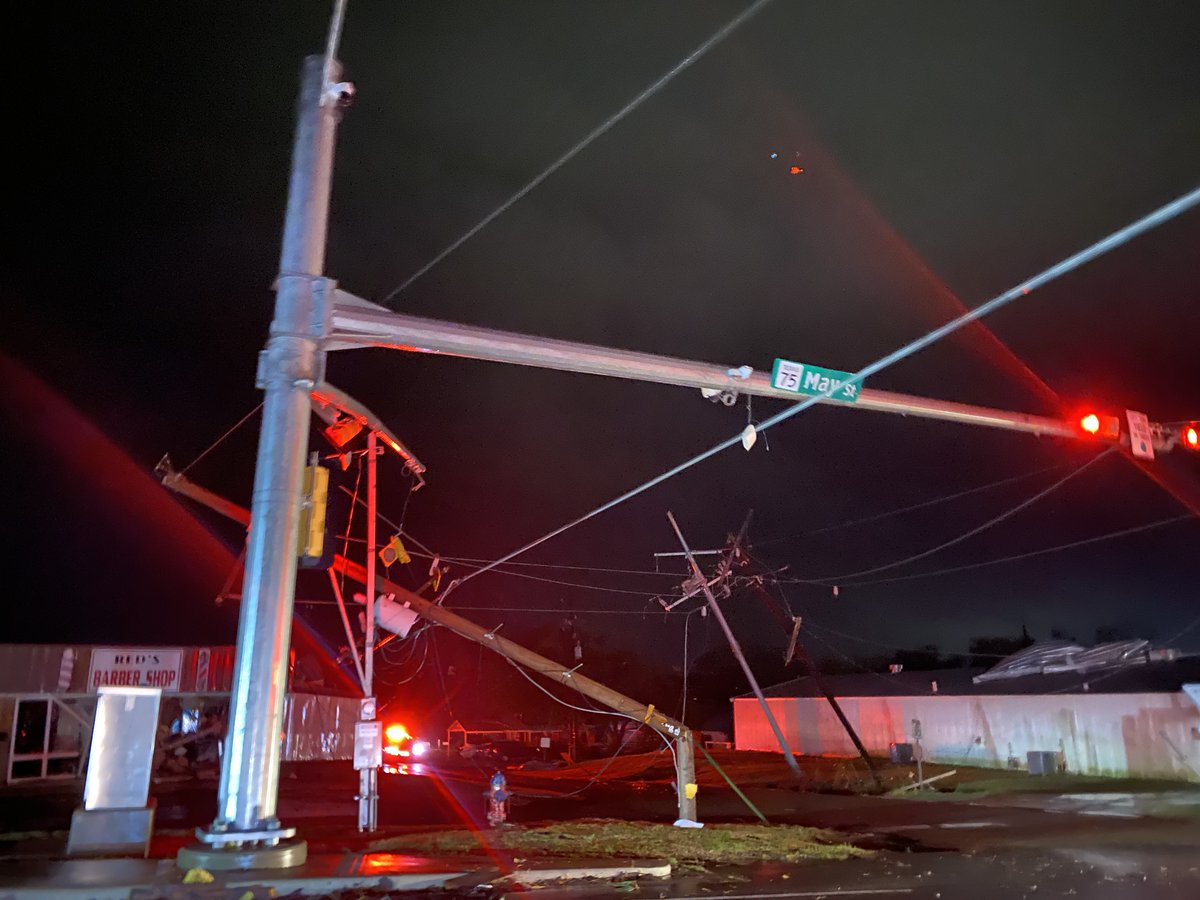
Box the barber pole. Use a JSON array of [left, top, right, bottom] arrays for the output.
[[196, 648, 211, 693], [57, 648, 75, 692]]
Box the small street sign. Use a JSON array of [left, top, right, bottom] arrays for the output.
[[354, 720, 382, 770], [771, 358, 863, 403], [1126, 409, 1155, 460]]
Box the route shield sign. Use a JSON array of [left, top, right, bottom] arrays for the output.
[[771, 358, 863, 404]]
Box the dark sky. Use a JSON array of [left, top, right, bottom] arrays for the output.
[[3, 1, 1198, 679]]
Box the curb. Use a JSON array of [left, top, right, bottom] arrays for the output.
[[0, 859, 673, 899]]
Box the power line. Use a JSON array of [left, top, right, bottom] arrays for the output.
[[441, 187, 1200, 600], [423, 555, 678, 578], [505, 659, 677, 765], [808, 448, 1115, 583], [380, 0, 775, 303], [801, 619, 1008, 660], [336, 524, 679, 576], [755, 463, 1070, 545], [180, 402, 262, 475], [801, 628, 940, 696], [452, 566, 659, 596], [810, 512, 1195, 587]]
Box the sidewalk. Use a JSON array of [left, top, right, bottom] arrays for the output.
[[0, 850, 670, 900]]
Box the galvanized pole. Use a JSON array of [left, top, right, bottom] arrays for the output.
[[360, 430, 379, 831], [675, 730, 698, 823], [667, 512, 805, 782], [179, 54, 344, 871]]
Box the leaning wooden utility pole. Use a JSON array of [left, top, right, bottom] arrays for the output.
[[158, 469, 700, 823], [333, 555, 699, 822], [667, 512, 805, 782]]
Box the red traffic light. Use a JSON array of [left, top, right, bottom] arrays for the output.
[[1077, 412, 1120, 439], [1183, 423, 1199, 451]]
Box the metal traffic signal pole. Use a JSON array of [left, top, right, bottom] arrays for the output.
[[360, 429, 379, 831], [177, 55, 346, 871]]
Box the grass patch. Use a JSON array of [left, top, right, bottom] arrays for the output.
[[370, 820, 865, 865]]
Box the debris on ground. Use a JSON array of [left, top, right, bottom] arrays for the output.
[[370, 819, 865, 865]]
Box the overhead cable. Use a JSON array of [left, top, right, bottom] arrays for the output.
[[441, 186, 1200, 599], [755, 462, 1070, 544], [180, 402, 262, 475], [807, 512, 1195, 587], [808, 448, 1115, 582], [381, 0, 774, 302]]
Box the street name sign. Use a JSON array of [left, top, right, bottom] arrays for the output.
[[771, 358, 863, 404]]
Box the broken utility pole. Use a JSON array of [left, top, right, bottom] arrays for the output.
[[747, 581, 884, 791], [158, 468, 700, 823], [667, 511, 805, 782]]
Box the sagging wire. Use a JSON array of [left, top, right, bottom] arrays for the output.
[[180, 402, 263, 475], [438, 186, 1200, 601], [801, 619, 1009, 660], [381, 0, 775, 303], [755, 462, 1073, 545], [505, 659, 679, 768], [800, 513, 1196, 588], [336, 455, 364, 603], [808, 447, 1117, 583]]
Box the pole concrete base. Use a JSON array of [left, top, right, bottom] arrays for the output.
[[177, 838, 308, 871]]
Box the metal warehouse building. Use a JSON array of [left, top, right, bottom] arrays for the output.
[[734, 641, 1200, 780]]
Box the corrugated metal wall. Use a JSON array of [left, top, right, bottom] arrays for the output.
[[734, 693, 1200, 780], [1, 646, 359, 776], [282, 693, 359, 761], [0, 645, 236, 694]]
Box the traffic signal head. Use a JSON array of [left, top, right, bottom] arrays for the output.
[[1077, 412, 1120, 440], [1183, 423, 1199, 451]]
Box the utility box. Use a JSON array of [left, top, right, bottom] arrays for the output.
[[890, 742, 914, 764], [1027, 750, 1059, 775]]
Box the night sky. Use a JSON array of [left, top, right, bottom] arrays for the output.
[[3, 1, 1198, 692]]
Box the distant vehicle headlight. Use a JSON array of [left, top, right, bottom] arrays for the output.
[[411, 740, 430, 758]]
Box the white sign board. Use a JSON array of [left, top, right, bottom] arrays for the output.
[[88, 648, 183, 693], [83, 686, 162, 810], [1126, 409, 1155, 461], [354, 721, 383, 770]]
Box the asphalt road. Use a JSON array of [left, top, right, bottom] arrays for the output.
[[6, 762, 1200, 899], [502, 848, 1200, 900]]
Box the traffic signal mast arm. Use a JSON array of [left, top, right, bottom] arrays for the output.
[[328, 292, 1176, 451]]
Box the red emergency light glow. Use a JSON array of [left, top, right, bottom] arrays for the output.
[[1184, 424, 1199, 451], [384, 723, 411, 744], [1080, 413, 1101, 435]]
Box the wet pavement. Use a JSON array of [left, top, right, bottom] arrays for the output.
[[496, 847, 1200, 900], [6, 763, 1200, 898]]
